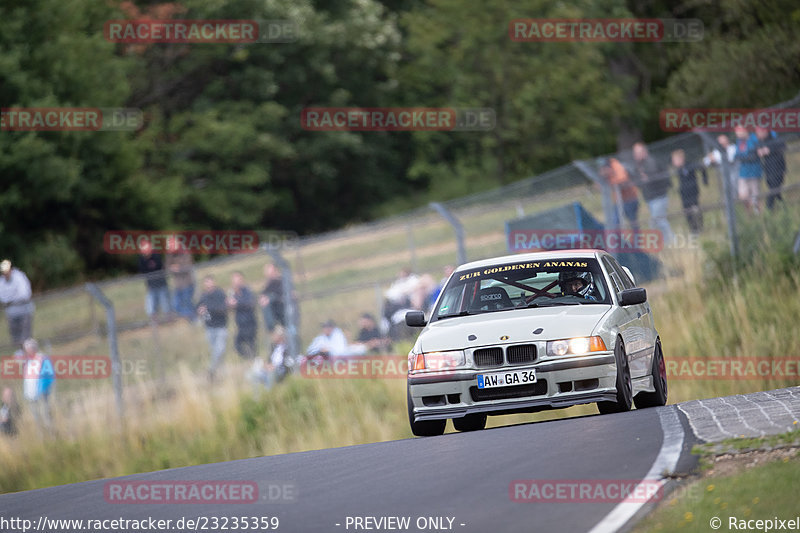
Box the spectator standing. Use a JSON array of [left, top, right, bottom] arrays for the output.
[[704, 134, 738, 191], [196, 275, 228, 380], [755, 127, 787, 210], [631, 143, 674, 244], [599, 157, 640, 229], [0, 387, 20, 437], [671, 149, 708, 234], [165, 238, 195, 322], [19, 338, 55, 434], [259, 263, 285, 333], [734, 126, 762, 213], [0, 260, 35, 348], [138, 239, 170, 319], [228, 271, 257, 360]]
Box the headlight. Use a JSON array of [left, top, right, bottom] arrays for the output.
[[546, 336, 607, 356], [411, 350, 466, 371]]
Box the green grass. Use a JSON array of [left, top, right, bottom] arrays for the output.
[[634, 433, 800, 533], [693, 425, 800, 456]]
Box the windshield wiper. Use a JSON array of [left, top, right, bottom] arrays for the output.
[[437, 310, 472, 320]]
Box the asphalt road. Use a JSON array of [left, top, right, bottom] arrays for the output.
[[0, 406, 697, 533]]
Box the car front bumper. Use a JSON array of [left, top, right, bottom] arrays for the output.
[[408, 352, 617, 421]]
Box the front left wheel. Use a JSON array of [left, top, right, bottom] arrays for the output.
[[407, 388, 446, 436], [597, 338, 633, 414]]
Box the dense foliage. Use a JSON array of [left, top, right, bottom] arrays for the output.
[[1, 0, 799, 287]]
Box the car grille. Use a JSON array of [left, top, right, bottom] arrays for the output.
[[474, 347, 503, 368], [507, 344, 537, 365], [470, 380, 548, 402]]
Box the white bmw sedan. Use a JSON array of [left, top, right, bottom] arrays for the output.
[[405, 249, 667, 436]]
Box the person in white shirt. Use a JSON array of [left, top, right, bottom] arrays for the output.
[[306, 320, 366, 357], [704, 134, 738, 191], [0, 260, 35, 348]]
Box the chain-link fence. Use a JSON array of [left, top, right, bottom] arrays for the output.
[[3, 92, 800, 376]]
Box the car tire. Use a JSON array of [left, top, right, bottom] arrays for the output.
[[597, 338, 633, 414], [452, 413, 487, 432], [407, 388, 446, 437], [634, 339, 668, 409]]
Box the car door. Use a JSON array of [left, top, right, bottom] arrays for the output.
[[602, 256, 648, 379], [609, 256, 654, 378]]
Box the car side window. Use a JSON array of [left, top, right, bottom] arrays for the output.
[[602, 257, 623, 295], [609, 257, 635, 289]]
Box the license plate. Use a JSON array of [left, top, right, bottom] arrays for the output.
[[477, 369, 536, 389]]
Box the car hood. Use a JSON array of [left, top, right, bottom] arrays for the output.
[[419, 305, 612, 352]]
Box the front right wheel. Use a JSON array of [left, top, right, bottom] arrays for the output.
[[407, 388, 446, 436], [597, 338, 633, 414], [634, 339, 668, 408]]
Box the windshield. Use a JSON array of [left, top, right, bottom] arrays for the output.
[[432, 258, 610, 320]]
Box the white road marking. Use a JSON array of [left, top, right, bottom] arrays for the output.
[[739, 394, 787, 433], [718, 396, 765, 437], [586, 406, 684, 533], [761, 390, 799, 426], [679, 399, 739, 440]]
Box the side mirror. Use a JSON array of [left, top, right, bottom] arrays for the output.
[[619, 288, 647, 306], [405, 311, 427, 327]]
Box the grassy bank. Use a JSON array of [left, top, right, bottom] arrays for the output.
[[634, 431, 800, 533]]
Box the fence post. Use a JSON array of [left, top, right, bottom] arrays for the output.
[[429, 202, 467, 266], [263, 246, 301, 365], [85, 283, 124, 420]]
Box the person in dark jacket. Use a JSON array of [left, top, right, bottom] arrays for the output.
[[671, 149, 708, 234], [259, 263, 285, 333], [138, 238, 170, 319], [196, 275, 228, 379], [228, 271, 257, 359], [631, 142, 674, 244], [755, 127, 787, 210]]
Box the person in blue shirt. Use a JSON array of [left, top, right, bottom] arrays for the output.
[[734, 126, 762, 213], [20, 338, 55, 434]]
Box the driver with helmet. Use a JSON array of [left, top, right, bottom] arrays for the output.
[[558, 271, 598, 301]]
